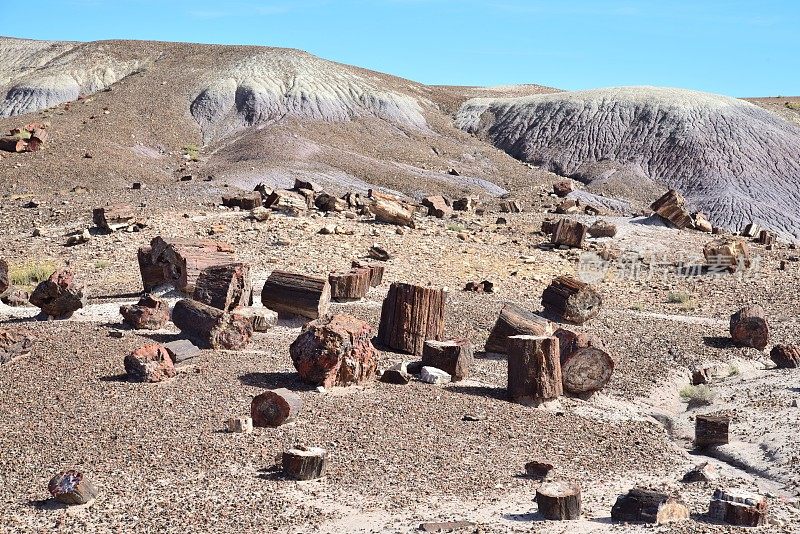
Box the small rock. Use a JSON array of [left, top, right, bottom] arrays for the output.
[[369, 244, 391, 261], [119, 294, 170, 330], [462, 413, 486, 422], [682, 462, 718, 483], [124, 344, 176, 383], [420, 366, 451, 384], [48, 470, 98, 505], [524, 460, 554, 480], [319, 224, 337, 235], [381, 362, 410, 385], [250, 206, 271, 221], [225, 417, 253, 433]]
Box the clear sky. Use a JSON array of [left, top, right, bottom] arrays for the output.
[[2, 0, 798, 97]]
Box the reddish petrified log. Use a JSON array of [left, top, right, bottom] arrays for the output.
[[290, 314, 377, 388], [193, 262, 252, 311], [251, 388, 303, 427], [729, 305, 769, 350], [29, 269, 87, 318], [171, 299, 252, 350], [485, 303, 552, 354], [421, 339, 473, 381], [124, 344, 176, 382], [541, 276, 602, 325], [119, 294, 170, 330], [377, 282, 446, 355]]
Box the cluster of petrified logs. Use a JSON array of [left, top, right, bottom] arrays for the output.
[[0, 123, 47, 153]]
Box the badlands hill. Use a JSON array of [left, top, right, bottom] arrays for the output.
[[2, 37, 800, 237], [456, 87, 800, 239]]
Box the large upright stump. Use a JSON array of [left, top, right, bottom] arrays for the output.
[[377, 283, 446, 355], [172, 299, 252, 350], [251, 388, 303, 427], [552, 328, 614, 393], [541, 276, 601, 325], [283, 446, 327, 480], [29, 269, 87, 318], [729, 305, 769, 350], [261, 270, 331, 319], [708, 489, 768, 527], [421, 339, 473, 381], [193, 262, 252, 311], [507, 335, 562, 405], [485, 303, 552, 354], [611, 488, 690, 525], [536, 481, 581, 520], [551, 219, 587, 248], [329, 268, 371, 301], [48, 470, 99, 505], [290, 314, 377, 388], [695, 414, 730, 448]]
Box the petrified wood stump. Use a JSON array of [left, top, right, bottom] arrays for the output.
[[485, 303, 552, 354], [729, 305, 769, 350], [124, 344, 176, 383], [283, 446, 327, 480], [552, 328, 614, 393], [541, 276, 601, 325], [377, 282, 446, 356], [770, 344, 800, 369], [48, 470, 99, 505], [29, 269, 87, 318], [261, 270, 331, 319], [708, 488, 768, 527], [329, 268, 371, 301], [536, 481, 581, 520], [351, 260, 384, 287], [137, 246, 168, 291], [507, 335, 562, 405], [251, 388, 303, 427], [695, 414, 730, 448], [421, 338, 473, 381], [119, 294, 170, 330], [611, 488, 689, 524], [193, 262, 252, 311], [290, 314, 377, 388], [550, 219, 587, 248], [172, 299, 252, 350]]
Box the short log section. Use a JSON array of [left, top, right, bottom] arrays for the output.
[[261, 270, 331, 319], [485, 303, 552, 354], [729, 305, 769, 350], [536, 481, 581, 520], [283, 446, 327, 480], [251, 388, 303, 427], [541, 276, 601, 325], [172, 299, 252, 350], [507, 335, 562, 405], [377, 282, 446, 355]]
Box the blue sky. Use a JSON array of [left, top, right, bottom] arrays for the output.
[[2, 0, 798, 96]]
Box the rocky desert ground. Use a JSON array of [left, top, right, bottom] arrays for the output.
[[1, 37, 800, 533]]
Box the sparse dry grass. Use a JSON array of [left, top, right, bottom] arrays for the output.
[[10, 261, 55, 288], [680, 384, 716, 405]]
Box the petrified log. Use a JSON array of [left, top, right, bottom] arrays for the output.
[[351, 260, 384, 287], [682, 462, 718, 483], [536, 481, 581, 520], [741, 222, 760, 238], [693, 212, 713, 233], [703, 237, 751, 271], [541, 219, 558, 235], [137, 246, 168, 291], [756, 229, 776, 246], [193, 262, 252, 311], [163, 339, 201, 364], [119, 294, 170, 330], [92, 204, 135, 232], [124, 344, 176, 383], [611, 488, 690, 524], [485, 303, 552, 354], [145, 237, 237, 293], [555, 199, 580, 214], [283, 446, 327, 480], [552, 328, 614, 393], [550, 219, 587, 248], [553, 180, 574, 197], [225, 417, 253, 433], [588, 220, 617, 238], [651, 190, 693, 229], [290, 314, 377, 387], [293, 178, 322, 192], [499, 200, 522, 213], [232, 307, 278, 332], [0, 329, 34, 365], [770, 344, 800, 369], [265, 189, 308, 211], [0, 258, 8, 295], [315, 193, 348, 212], [452, 196, 478, 211], [29, 269, 87, 318], [541, 276, 601, 325], [261, 270, 331, 319], [329, 268, 371, 301], [421, 195, 452, 218], [251, 388, 303, 427], [172, 299, 252, 350], [507, 335, 562, 405], [221, 191, 263, 210], [695, 414, 730, 448], [524, 460, 553, 480], [729, 305, 769, 350], [377, 282, 446, 355], [48, 470, 98, 505], [421, 339, 473, 381], [370, 198, 415, 227], [708, 488, 768, 527]]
